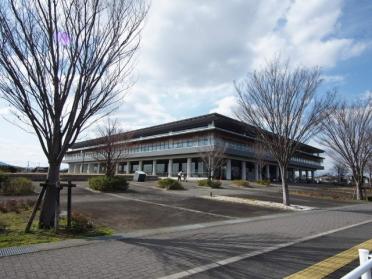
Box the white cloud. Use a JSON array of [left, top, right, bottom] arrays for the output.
[[209, 96, 238, 118], [250, 0, 368, 69], [0, 0, 370, 174], [321, 74, 345, 84]]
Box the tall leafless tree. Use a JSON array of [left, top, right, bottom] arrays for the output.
[[0, 0, 148, 228], [236, 59, 335, 205], [94, 119, 130, 177], [332, 162, 348, 183], [321, 100, 372, 200], [198, 141, 226, 181], [367, 158, 372, 187]]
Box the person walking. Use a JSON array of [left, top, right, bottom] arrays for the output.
[[178, 170, 183, 182]]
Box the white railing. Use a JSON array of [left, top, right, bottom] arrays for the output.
[[341, 249, 372, 279]]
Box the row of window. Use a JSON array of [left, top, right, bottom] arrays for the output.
[[65, 137, 212, 160], [65, 138, 322, 167], [291, 157, 322, 166]]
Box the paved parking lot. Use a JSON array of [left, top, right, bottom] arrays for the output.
[[1, 180, 357, 232], [62, 182, 286, 232]]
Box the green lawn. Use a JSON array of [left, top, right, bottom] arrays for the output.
[[0, 210, 113, 249]]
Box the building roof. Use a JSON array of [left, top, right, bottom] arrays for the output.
[[71, 113, 324, 153]]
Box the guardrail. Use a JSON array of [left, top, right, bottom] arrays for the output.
[[341, 249, 372, 279]]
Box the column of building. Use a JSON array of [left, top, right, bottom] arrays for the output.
[[168, 159, 173, 177], [187, 158, 192, 180], [241, 161, 246, 180], [226, 159, 232, 180], [126, 161, 131, 174], [152, 160, 157, 176], [255, 163, 259, 180]]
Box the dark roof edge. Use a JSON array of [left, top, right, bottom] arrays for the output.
[[71, 112, 324, 153]]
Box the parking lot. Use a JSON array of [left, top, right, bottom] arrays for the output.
[[54, 180, 357, 232]]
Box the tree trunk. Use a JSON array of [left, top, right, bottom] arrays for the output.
[[355, 177, 364, 200], [39, 163, 60, 229], [279, 165, 290, 206]]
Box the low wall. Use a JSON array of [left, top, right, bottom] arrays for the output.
[[3, 173, 159, 182]]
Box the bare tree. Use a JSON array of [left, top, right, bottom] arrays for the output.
[[0, 0, 148, 228], [236, 59, 335, 205], [332, 162, 348, 183], [321, 100, 372, 200], [94, 119, 130, 177], [367, 159, 372, 188], [252, 142, 267, 180], [199, 142, 226, 181]]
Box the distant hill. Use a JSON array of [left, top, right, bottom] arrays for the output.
[[0, 161, 21, 172], [0, 161, 14, 167]]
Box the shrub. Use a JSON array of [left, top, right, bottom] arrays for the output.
[[255, 179, 271, 186], [198, 179, 221, 188], [0, 199, 35, 213], [0, 219, 7, 233], [88, 176, 129, 192], [197, 179, 208, 186], [0, 173, 9, 184], [158, 178, 184, 190], [0, 173, 9, 192], [232, 180, 250, 187], [0, 177, 34, 196], [69, 212, 94, 233]]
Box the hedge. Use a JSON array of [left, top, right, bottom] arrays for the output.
[[158, 178, 184, 190], [88, 176, 129, 192], [0, 177, 34, 195], [198, 179, 221, 188], [232, 180, 250, 187]]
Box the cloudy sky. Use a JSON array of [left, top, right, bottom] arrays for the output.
[[1, 0, 372, 171]]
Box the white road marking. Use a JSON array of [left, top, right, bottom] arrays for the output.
[[158, 218, 372, 279], [82, 186, 237, 219]]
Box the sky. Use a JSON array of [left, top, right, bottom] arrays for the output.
[[0, 0, 372, 172]]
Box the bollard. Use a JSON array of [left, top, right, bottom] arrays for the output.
[[359, 249, 372, 279]]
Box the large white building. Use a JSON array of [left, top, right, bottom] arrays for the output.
[[63, 113, 324, 181]]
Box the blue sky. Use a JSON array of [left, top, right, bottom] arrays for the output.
[[0, 0, 371, 172]]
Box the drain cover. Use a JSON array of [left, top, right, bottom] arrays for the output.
[[0, 246, 37, 257]]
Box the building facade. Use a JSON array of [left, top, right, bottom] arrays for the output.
[[63, 113, 324, 181]]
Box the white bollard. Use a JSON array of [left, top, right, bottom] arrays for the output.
[[359, 249, 372, 279]]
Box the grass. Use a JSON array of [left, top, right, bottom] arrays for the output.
[[289, 189, 366, 201], [0, 209, 113, 249], [254, 180, 271, 186], [232, 180, 250, 187]]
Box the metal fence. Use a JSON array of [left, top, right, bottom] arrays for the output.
[[341, 249, 372, 279]]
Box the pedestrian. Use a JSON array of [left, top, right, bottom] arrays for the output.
[[178, 170, 183, 182]]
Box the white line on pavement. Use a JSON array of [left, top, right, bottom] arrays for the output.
[[158, 218, 372, 279], [82, 186, 237, 219]]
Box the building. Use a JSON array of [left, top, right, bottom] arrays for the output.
[[63, 113, 324, 181]]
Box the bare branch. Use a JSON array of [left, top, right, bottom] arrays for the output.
[[320, 99, 372, 199], [235, 58, 335, 205]]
